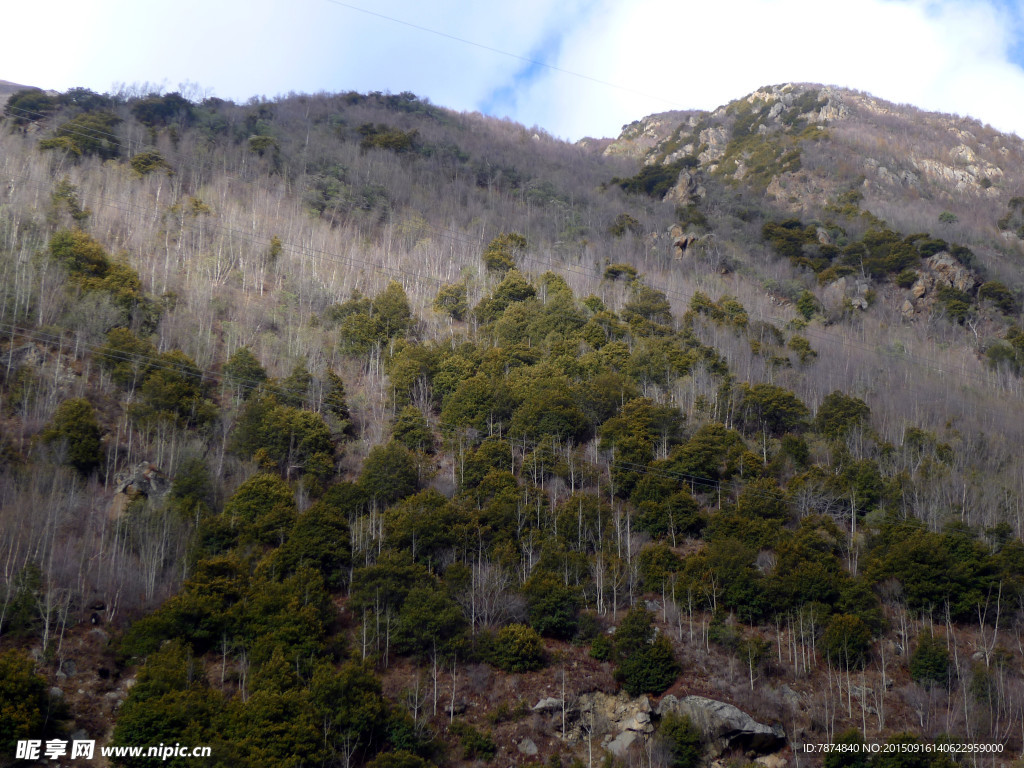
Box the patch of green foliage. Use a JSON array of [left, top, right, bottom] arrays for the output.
[[358, 123, 419, 153], [611, 158, 693, 200], [41, 398, 103, 476], [39, 111, 122, 159]]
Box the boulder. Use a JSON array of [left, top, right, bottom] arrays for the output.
[[534, 697, 563, 712], [823, 276, 847, 308], [109, 462, 169, 519], [657, 695, 785, 755], [756, 753, 789, 768], [114, 461, 170, 499], [605, 730, 639, 757], [926, 252, 976, 293], [517, 738, 539, 756], [621, 711, 653, 733]]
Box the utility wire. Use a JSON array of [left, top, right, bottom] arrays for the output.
[[318, 0, 683, 111]]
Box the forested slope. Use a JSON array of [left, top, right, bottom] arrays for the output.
[[1, 83, 1024, 767]]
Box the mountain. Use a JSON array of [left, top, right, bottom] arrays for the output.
[[1, 82, 1023, 766], [0, 79, 35, 106]]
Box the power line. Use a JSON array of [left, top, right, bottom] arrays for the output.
[[318, 0, 683, 111]]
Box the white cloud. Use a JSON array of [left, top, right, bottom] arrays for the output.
[[516, 0, 1024, 139], [2, 0, 1022, 140]]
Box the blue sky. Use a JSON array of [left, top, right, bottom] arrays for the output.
[[3, 0, 1024, 140]]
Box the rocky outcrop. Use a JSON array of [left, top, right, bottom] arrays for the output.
[[657, 695, 786, 755], [517, 738, 539, 756], [901, 251, 979, 316], [548, 691, 786, 761], [822, 276, 871, 311], [925, 252, 977, 293], [667, 169, 706, 207], [109, 462, 169, 519], [604, 111, 699, 159]]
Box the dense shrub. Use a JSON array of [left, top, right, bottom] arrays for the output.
[[488, 624, 545, 672], [909, 632, 950, 688], [0, 650, 61, 754], [41, 398, 103, 475], [613, 606, 680, 696], [822, 614, 871, 668]]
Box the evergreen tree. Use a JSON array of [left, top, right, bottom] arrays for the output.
[[42, 398, 103, 475]]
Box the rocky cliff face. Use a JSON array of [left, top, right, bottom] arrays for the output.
[[607, 82, 1024, 234], [531, 691, 788, 764]]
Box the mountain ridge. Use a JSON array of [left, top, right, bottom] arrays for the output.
[[2, 80, 1024, 766]]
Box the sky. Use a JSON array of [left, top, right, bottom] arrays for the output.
[[3, 0, 1024, 141]]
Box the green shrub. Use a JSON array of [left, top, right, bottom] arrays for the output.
[[590, 634, 613, 661], [482, 232, 527, 275], [795, 290, 817, 320], [613, 606, 680, 696], [613, 159, 687, 200], [42, 398, 103, 475], [223, 346, 267, 398], [433, 281, 468, 320], [658, 712, 702, 768], [39, 112, 122, 159], [822, 614, 871, 668], [130, 92, 194, 127], [909, 632, 950, 688], [392, 406, 434, 453], [815, 391, 870, 439], [603, 263, 638, 282], [130, 151, 173, 176], [358, 123, 418, 153], [895, 269, 918, 288], [0, 649, 60, 754], [618, 634, 679, 696], [3, 88, 57, 123], [489, 624, 545, 672], [609, 213, 641, 237], [823, 729, 869, 768], [524, 571, 580, 640], [978, 281, 1017, 314], [223, 473, 296, 544], [359, 441, 418, 505], [449, 722, 497, 761]]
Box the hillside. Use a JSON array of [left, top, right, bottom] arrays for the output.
[[1, 83, 1023, 768]]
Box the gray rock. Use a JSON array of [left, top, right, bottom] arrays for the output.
[[534, 697, 563, 712], [89, 628, 110, 643], [622, 712, 653, 733], [777, 685, 802, 709], [49, 687, 64, 700], [61, 659, 77, 677], [657, 695, 786, 755], [114, 462, 170, 500], [518, 738, 539, 756], [606, 730, 639, 757]]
